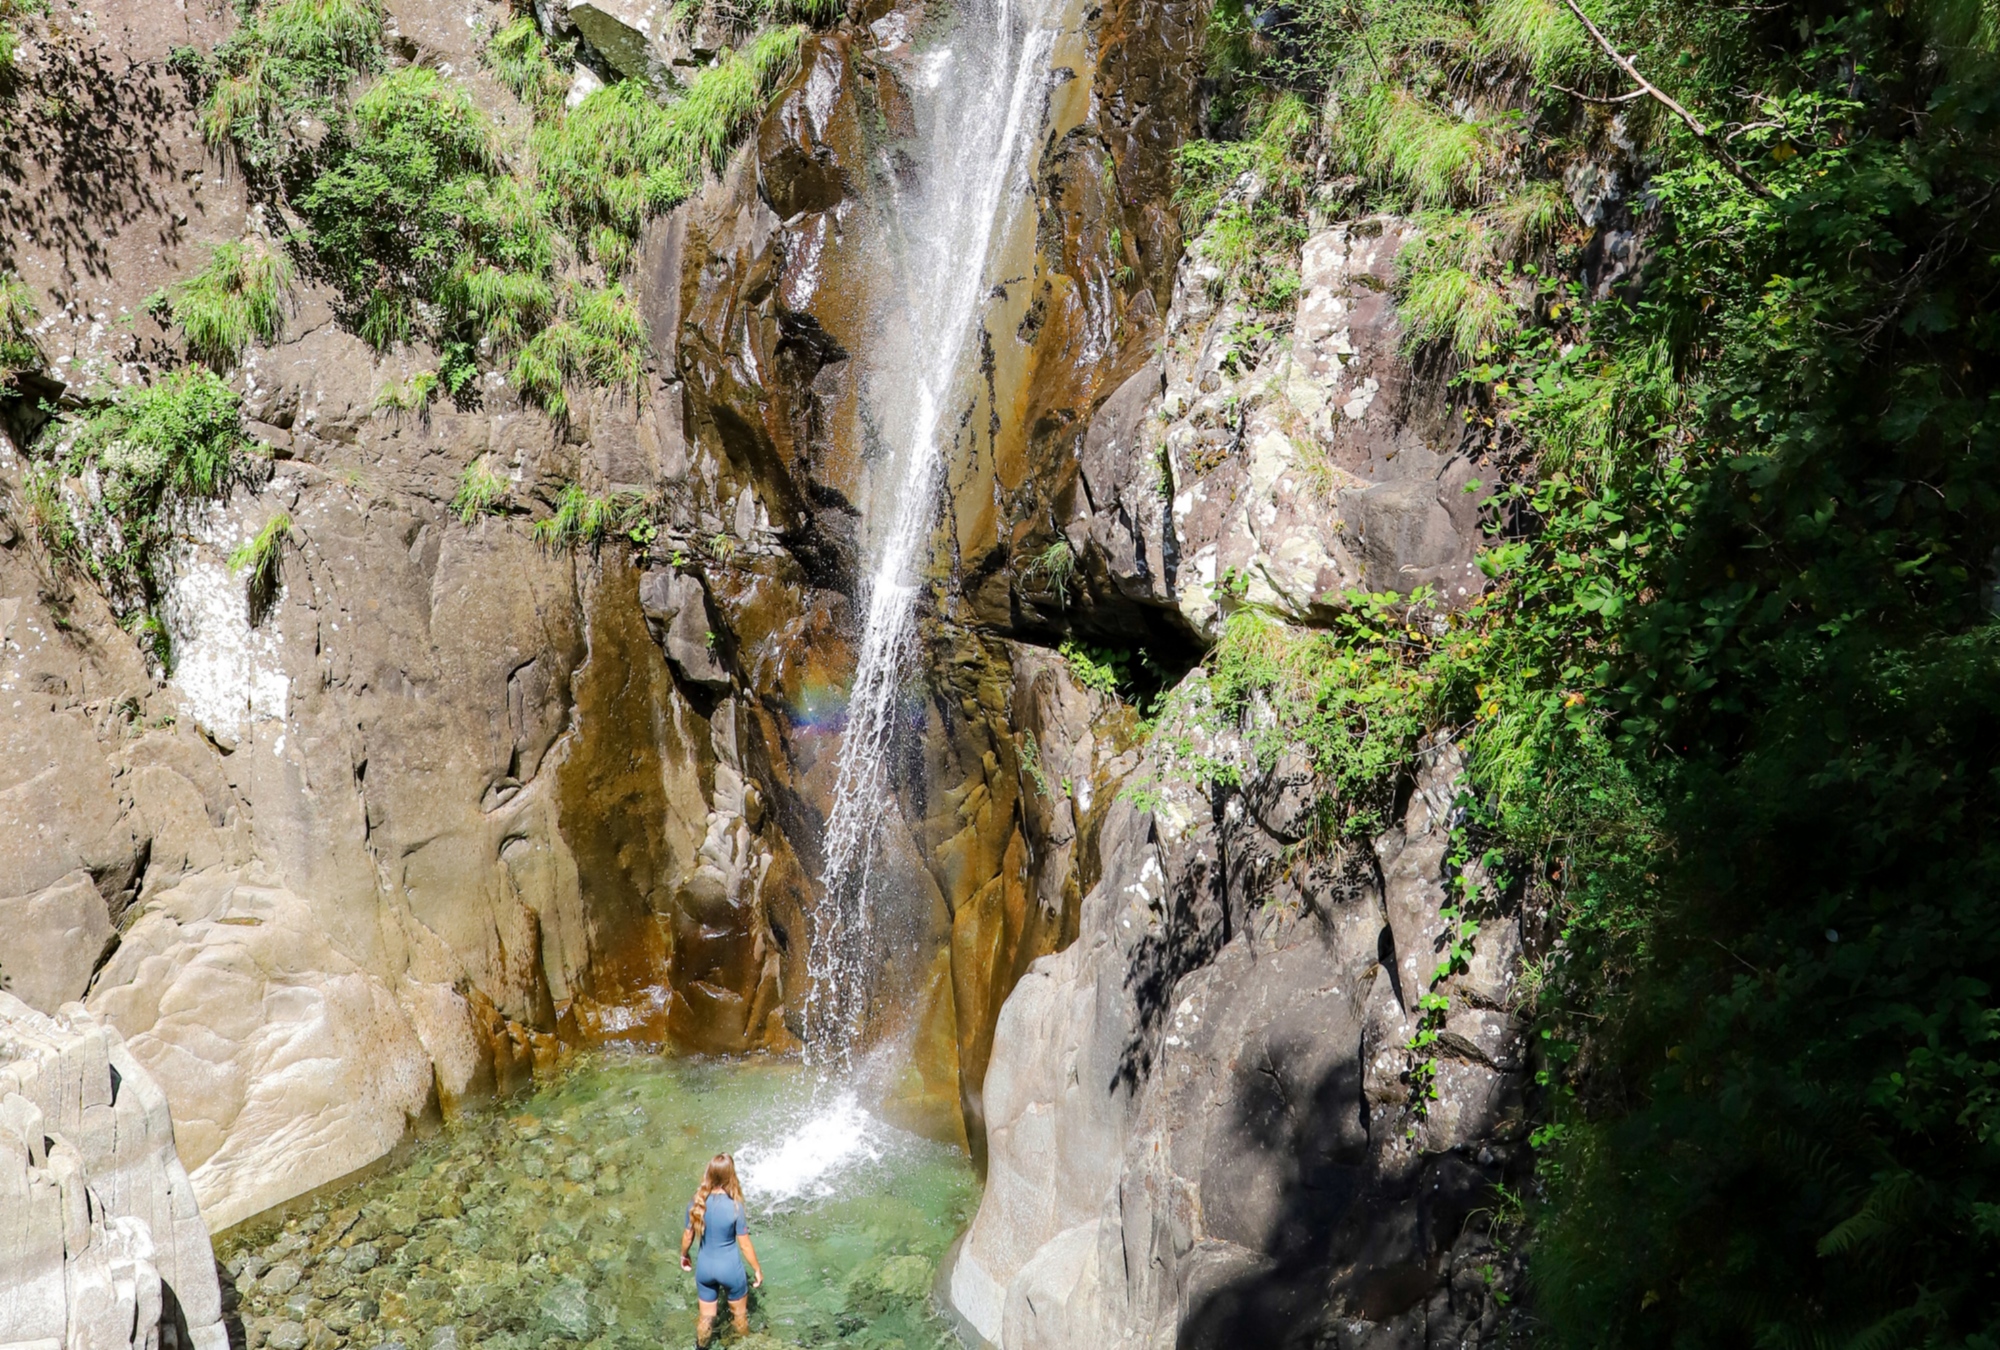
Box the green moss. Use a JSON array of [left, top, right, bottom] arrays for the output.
[[153, 241, 294, 368]]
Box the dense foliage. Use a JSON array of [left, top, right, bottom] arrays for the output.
[[182, 0, 811, 415], [1178, 0, 2000, 1343], [26, 368, 258, 661]]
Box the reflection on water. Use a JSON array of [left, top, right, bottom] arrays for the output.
[[217, 1055, 978, 1350]]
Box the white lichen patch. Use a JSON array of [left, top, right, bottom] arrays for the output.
[[163, 504, 289, 739]]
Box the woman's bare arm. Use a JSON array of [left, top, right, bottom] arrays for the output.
[[739, 1234, 763, 1286], [679, 1226, 694, 1270]]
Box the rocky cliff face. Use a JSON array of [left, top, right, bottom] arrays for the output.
[[0, 0, 1211, 1233], [944, 187, 1529, 1348]]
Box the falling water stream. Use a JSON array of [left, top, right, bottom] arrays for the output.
[[216, 9, 1069, 1346], [803, 0, 1061, 1065]]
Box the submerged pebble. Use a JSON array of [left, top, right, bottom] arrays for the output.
[[217, 1054, 975, 1350]]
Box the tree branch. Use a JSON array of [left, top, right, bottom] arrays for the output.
[[1551, 83, 1649, 105], [1557, 0, 1773, 198]]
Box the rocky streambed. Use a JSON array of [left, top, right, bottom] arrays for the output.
[[217, 1056, 976, 1350]]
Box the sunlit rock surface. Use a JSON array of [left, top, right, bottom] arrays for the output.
[[0, 993, 226, 1350]]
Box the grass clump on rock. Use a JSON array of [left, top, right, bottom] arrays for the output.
[[228, 510, 291, 623], [452, 456, 510, 524], [150, 241, 294, 369], [531, 483, 650, 553], [535, 27, 806, 255], [0, 271, 42, 385], [188, 3, 810, 436], [30, 368, 260, 648], [199, 0, 385, 167]]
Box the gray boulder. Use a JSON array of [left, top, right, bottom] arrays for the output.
[[639, 568, 732, 690], [0, 993, 227, 1350], [948, 739, 1526, 1350]]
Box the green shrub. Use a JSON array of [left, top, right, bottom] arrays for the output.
[[42, 368, 257, 616], [299, 65, 513, 346], [202, 0, 385, 166], [0, 271, 41, 383], [153, 241, 294, 368], [200, 2, 798, 418]]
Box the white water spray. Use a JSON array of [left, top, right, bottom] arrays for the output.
[[802, 0, 1060, 1064]]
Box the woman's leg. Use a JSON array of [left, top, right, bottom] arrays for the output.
[[728, 1295, 750, 1335], [695, 1298, 718, 1347]]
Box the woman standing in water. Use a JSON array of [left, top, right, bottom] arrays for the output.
[[678, 1154, 763, 1346]]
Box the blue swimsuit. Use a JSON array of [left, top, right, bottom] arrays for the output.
[[687, 1192, 749, 1302]]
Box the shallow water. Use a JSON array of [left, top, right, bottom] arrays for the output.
[[217, 1054, 979, 1350]]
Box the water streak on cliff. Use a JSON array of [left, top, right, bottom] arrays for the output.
[[804, 0, 1060, 1064]]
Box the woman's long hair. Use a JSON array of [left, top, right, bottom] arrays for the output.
[[689, 1153, 744, 1244]]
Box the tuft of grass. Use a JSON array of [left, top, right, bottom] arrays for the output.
[[202, 0, 386, 165], [452, 456, 509, 524], [374, 368, 440, 418], [1478, 0, 1596, 80], [153, 240, 294, 368], [1358, 88, 1499, 207], [228, 511, 291, 623], [531, 483, 648, 552], [1398, 263, 1515, 357], [1485, 178, 1569, 259], [1022, 538, 1077, 607], [534, 26, 805, 252], [510, 282, 646, 422], [0, 271, 42, 383], [483, 14, 570, 116]]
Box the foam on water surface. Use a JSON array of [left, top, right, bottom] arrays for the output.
[[736, 1090, 905, 1208]]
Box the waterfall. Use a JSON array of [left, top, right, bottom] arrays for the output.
[[803, 0, 1060, 1065]]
